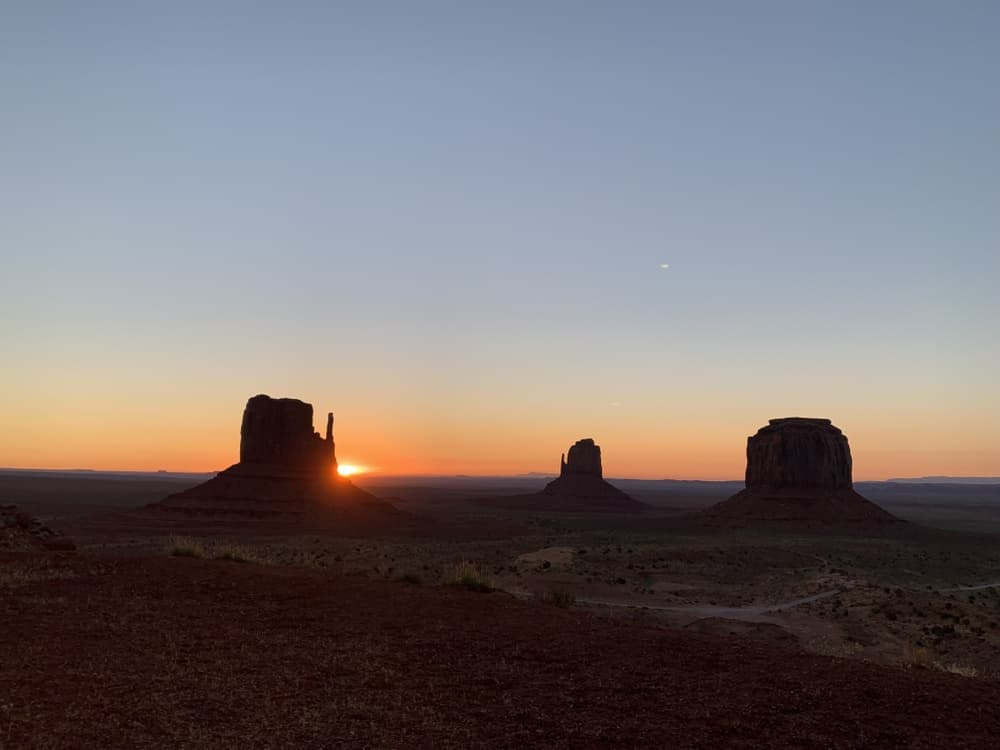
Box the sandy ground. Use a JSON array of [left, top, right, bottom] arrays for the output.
[[3, 552, 1000, 749]]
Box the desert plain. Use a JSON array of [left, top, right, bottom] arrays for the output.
[[3, 468, 1000, 749]]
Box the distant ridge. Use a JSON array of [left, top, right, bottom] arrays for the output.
[[887, 477, 1000, 485], [0, 468, 215, 481]]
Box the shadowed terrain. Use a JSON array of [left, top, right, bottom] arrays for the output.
[[3, 553, 1000, 749], [3, 467, 1000, 748]]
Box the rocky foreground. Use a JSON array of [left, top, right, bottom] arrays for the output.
[[0, 506, 75, 551], [2, 553, 998, 749]]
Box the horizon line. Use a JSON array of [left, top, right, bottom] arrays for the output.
[[4, 466, 1000, 484]]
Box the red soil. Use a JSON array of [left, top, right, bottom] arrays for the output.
[[2, 553, 998, 749], [0, 506, 76, 551]]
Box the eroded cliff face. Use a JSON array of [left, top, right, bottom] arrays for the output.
[[745, 418, 852, 490], [560, 438, 603, 478], [534, 438, 647, 510], [239, 395, 336, 473], [150, 394, 390, 518], [704, 417, 899, 526]]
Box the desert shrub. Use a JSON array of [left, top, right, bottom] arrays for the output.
[[212, 544, 259, 564], [536, 589, 575, 608], [443, 561, 493, 593], [937, 662, 979, 678], [0, 560, 77, 587], [902, 643, 933, 669], [166, 536, 207, 558]]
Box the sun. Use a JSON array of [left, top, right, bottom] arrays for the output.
[[337, 463, 363, 477]]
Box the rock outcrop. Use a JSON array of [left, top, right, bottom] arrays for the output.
[[1, 505, 76, 551], [705, 418, 900, 526], [150, 395, 393, 518], [483, 438, 648, 512], [238, 395, 336, 472], [560, 438, 603, 478], [745, 418, 852, 491]]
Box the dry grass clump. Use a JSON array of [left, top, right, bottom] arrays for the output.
[[937, 662, 979, 678], [165, 536, 208, 558], [443, 561, 493, 593], [0, 560, 77, 587], [901, 643, 933, 669], [535, 589, 576, 608], [902, 644, 979, 678], [212, 544, 261, 564], [165, 537, 266, 564]]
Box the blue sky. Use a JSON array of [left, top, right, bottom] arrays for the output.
[[2, 1, 997, 476]]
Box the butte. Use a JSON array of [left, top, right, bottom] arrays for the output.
[[704, 417, 901, 526], [485, 438, 648, 512], [150, 394, 394, 518]]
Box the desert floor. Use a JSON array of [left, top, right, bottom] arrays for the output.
[[3, 472, 1000, 748]]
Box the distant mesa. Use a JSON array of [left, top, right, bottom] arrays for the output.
[[704, 418, 901, 526], [483, 438, 649, 512], [542, 438, 640, 503], [149, 394, 394, 518]]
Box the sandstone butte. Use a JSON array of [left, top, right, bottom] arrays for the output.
[[149, 394, 394, 518], [705, 417, 901, 525], [484, 438, 648, 512]]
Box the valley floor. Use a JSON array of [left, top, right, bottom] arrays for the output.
[[3, 551, 999, 749]]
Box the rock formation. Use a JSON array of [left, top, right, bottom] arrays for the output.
[[705, 418, 900, 525], [1, 505, 76, 551], [559, 438, 603, 478], [238, 395, 336, 471], [150, 394, 393, 518], [745, 418, 852, 491], [483, 438, 648, 512]]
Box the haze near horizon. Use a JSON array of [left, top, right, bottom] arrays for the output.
[[2, 2, 997, 479]]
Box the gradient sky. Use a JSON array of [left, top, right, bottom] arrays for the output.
[[2, 1, 998, 479]]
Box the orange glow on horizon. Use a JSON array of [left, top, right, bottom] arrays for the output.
[[1, 390, 997, 481]]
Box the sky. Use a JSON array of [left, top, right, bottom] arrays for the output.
[[1, 1, 998, 479]]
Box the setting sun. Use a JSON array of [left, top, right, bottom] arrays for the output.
[[337, 464, 364, 477]]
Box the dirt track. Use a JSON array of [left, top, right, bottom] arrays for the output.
[[3, 553, 999, 749]]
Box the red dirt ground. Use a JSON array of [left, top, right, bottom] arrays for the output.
[[2, 553, 999, 749]]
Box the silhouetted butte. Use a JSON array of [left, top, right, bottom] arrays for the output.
[[704, 418, 900, 526], [484, 438, 648, 512], [150, 394, 392, 518]]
